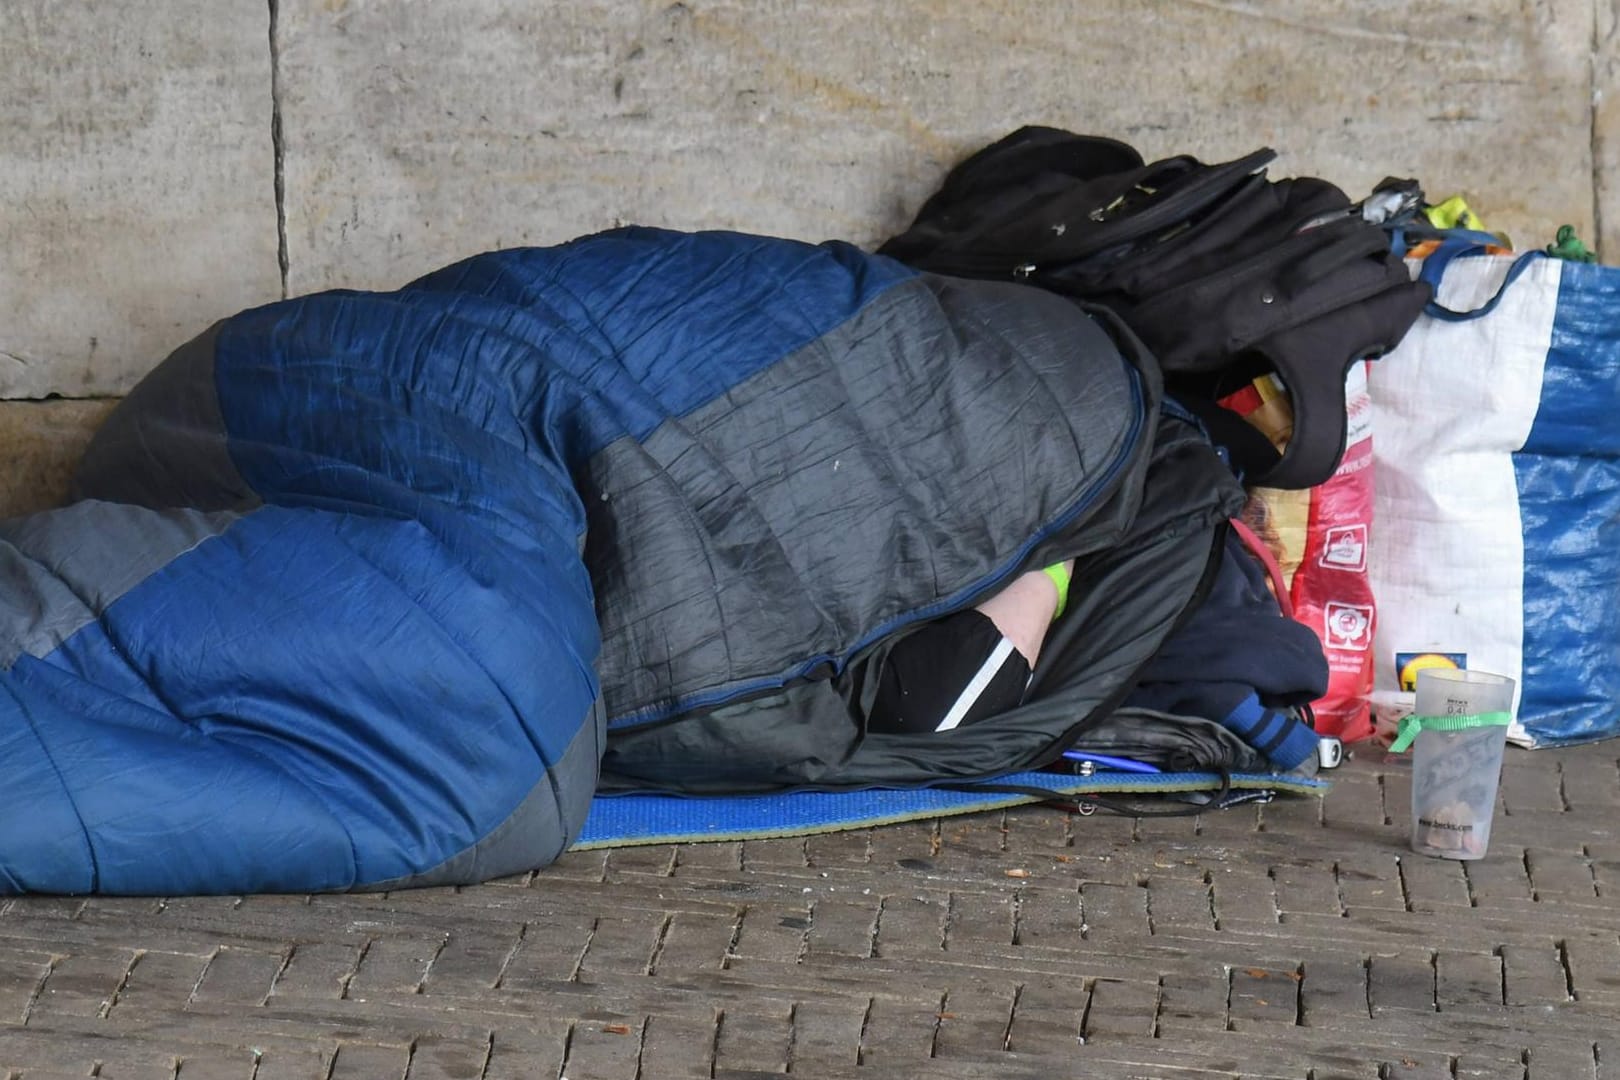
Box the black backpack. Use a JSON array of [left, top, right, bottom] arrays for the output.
[[879, 126, 1433, 489]]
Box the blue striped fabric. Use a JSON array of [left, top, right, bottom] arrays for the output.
[[1513, 262, 1620, 745]]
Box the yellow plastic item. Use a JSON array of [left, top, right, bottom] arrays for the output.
[[1424, 195, 1485, 232]]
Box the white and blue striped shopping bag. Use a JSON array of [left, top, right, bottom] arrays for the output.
[[1370, 253, 1620, 747]]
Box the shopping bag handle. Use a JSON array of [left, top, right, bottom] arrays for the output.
[[1415, 232, 1546, 323]]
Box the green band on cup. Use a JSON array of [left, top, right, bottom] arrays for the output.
[[1389, 710, 1513, 754]]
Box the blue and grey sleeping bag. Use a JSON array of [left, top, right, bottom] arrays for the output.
[[0, 228, 1243, 895]]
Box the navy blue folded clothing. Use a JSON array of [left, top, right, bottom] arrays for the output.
[[1124, 529, 1328, 770]]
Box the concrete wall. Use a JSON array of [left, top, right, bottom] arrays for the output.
[[3, 0, 1614, 514]]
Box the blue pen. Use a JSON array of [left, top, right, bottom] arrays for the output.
[[1061, 749, 1162, 774]]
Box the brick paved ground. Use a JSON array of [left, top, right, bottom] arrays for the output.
[[3, 743, 1618, 1079]]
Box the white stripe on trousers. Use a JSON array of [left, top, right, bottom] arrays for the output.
[[933, 636, 1019, 732]]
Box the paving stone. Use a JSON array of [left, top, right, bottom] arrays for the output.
[[872, 895, 946, 958], [1525, 1040, 1597, 1079], [480, 1027, 567, 1080], [1227, 965, 1300, 1029], [109, 951, 211, 1020], [535, 850, 608, 883], [1500, 941, 1571, 1007], [1382, 767, 1415, 826], [1144, 876, 1215, 934], [785, 999, 866, 1071], [867, 821, 946, 866], [1562, 758, 1620, 812], [1299, 954, 1370, 1027], [1321, 768, 1387, 828], [1464, 852, 1534, 903], [1458, 1053, 1537, 1080], [326, 1042, 410, 1080], [0, 951, 51, 1026], [7, 746, 1620, 1077], [673, 842, 743, 875], [1494, 810, 1612, 853], [576, 912, 668, 980], [858, 995, 945, 1064], [1599, 1038, 1620, 1080], [943, 892, 1013, 952], [802, 898, 880, 960], [1398, 854, 1473, 911], [630, 1011, 715, 1079], [1012, 886, 1081, 950], [28, 951, 135, 1021], [1210, 866, 1279, 926], [1527, 847, 1598, 900], [171, 1053, 256, 1080], [1002, 980, 1083, 1057], [1378, 1052, 1457, 1080], [1502, 764, 1568, 814], [739, 838, 808, 872], [804, 829, 875, 870], [1155, 969, 1230, 1035], [931, 985, 1015, 1059], [268, 942, 361, 1000], [1435, 950, 1504, 1010], [1565, 933, 1620, 1002], [1271, 862, 1342, 916], [712, 1005, 792, 1075], [1369, 949, 1437, 1015], [1335, 852, 1407, 911], [604, 846, 677, 880], [647, 910, 736, 975], [1079, 882, 1149, 941], [557, 1015, 643, 1080], [346, 935, 447, 999], [189, 947, 284, 1008], [96, 1053, 186, 1080], [728, 903, 809, 966], [401, 1033, 493, 1080]]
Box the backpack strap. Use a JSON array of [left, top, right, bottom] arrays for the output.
[[1244, 279, 1431, 490]]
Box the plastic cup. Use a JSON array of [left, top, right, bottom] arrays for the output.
[[1406, 669, 1516, 860]]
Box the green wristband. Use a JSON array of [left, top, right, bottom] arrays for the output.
[[1043, 562, 1071, 621]]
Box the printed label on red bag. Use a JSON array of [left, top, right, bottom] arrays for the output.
[[1319, 524, 1368, 572], [1324, 602, 1375, 651], [1292, 362, 1377, 739]]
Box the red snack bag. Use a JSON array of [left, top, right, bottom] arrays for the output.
[[1228, 363, 1376, 742]]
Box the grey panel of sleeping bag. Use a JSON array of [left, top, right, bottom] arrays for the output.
[[599, 412, 1245, 793], [0, 500, 243, 669], [73, 322, 260, 513], [362, 693, 604, 890], [583, 274, 1147, 728], [2, 325, 250, 666]]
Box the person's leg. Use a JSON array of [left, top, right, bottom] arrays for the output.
[[973, 559, 1073, 669], [866, 559, 1075, 735]]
